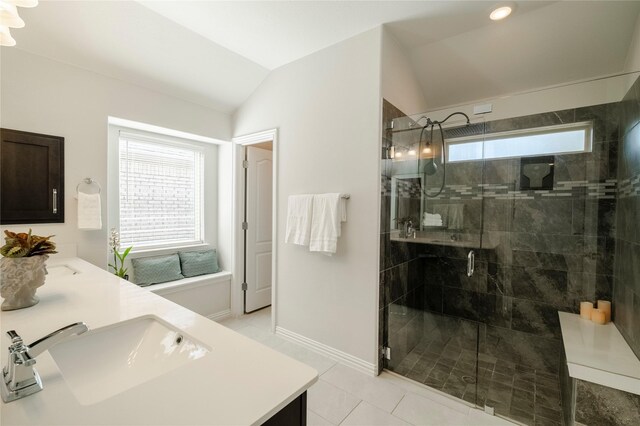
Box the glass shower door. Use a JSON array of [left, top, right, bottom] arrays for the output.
[[381, 110, 487, 407]]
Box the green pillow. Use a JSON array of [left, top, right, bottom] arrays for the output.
[[131, 254, 184, 286], [178, 250, 220, 278]]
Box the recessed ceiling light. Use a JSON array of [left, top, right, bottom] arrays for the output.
[[490, 6, 512, 21]]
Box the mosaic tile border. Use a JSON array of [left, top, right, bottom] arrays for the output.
[[382, 176, 619, 200], [618, 172, 640, 199]]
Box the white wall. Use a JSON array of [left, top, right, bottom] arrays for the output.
[[625, 13, 640, 72], [0, 48, 231, 267], [232, 28, 382, 369], [417, 73, 639, 125], [381, 27, 428, 116]]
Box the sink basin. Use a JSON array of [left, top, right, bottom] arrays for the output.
[[49, 315, 210, 405]]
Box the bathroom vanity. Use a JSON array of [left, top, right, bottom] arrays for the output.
[[0, 257, 317, 425]]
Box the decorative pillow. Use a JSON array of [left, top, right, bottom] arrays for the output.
[[178, 249, 220, 278], [131, 254, 184, 286]]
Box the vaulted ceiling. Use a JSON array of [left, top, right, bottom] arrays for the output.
[[8, 1, 640, 114]]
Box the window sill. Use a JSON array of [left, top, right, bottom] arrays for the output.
[[129, 243, 211, 257]]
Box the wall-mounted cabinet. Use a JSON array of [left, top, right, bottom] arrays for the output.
[[0, 128, 64, 224]]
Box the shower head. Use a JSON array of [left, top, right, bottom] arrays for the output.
[[424, 158, 438, 176]]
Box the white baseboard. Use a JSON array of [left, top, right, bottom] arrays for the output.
[[208, 309, 232, 322], [275, 326, 377, 376]]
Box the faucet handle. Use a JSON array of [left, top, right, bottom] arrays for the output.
[[6, 330, 28, 355], [6, 330, 23, 344], [5, 331, 35, 366]]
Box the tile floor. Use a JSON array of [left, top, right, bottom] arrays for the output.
[[219, 308, 516, 426], [394, 335, 564, 426]]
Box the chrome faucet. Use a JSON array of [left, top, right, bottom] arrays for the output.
[[1, 322, 88, 402], [405, 220, 416, 239]]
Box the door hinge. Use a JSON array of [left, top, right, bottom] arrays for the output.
[[242, 221, 248, 230], [241, 282, 248, 291], [242, 160, 249, 169], [382, 347, 391, 360]]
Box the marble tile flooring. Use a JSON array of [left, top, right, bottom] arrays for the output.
[[392, 334, 564, 426], [218, 308, 516, 426]]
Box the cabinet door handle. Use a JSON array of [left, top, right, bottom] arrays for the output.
[[52, 189, 58, 214], [467, 250, 475, 277]]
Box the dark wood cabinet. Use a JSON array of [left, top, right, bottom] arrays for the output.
[[263, 392, 307, 426], [1, 128, 64, 224]]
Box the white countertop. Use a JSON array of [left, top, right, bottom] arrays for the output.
[[558, 312, 640, 395], [1, 257, 317, 425]]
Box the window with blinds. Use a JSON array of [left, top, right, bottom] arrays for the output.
[[118, 132, 204, 249]]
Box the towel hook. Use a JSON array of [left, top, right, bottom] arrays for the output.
[[76, 177, 101, 194]]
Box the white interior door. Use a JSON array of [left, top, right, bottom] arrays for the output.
[[244, 146, 273, 312]]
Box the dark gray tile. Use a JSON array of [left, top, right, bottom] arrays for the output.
[[511, 232, 585, 256], [491, 371, 514, 386], [481, 326, 562, 374], [535, 405, 563, 423], [512, 299, 562, 339], [510, 266, 569, 307], [575, 379, 640, 426], [576, 103, 620, 144], [512, 199, 573, 235], [479, 293, 512, 328], [443, 288, 479, 322], [534, 416, 562, 426], [386, 262, 409, 304], [514, 378, 535, 393]]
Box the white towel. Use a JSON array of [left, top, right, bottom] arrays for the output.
[[77, 192, 102, 230], [285, 195, 314, 245], [448, 204, 464, 230], [423, 213, 443, 227], [309, 193, 345, 255]]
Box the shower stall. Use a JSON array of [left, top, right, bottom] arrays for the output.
[[379, 72, 640, 426]]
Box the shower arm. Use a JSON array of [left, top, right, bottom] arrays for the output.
[[386, 112, 471, 134], [421, 111, 471, 127]]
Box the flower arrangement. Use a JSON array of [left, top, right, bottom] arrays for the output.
[[108, 228, 132, 279], [0, 229, 57, 258]]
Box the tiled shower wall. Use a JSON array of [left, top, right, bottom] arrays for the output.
[[428, 102, 620, 375], [614, 75, 640, 358]]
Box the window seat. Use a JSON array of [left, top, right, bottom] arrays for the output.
[[146, 271, 232, 321]]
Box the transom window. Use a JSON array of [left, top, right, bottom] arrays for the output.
[[448, 121, 593, 163], [118, 131, 204, 249]]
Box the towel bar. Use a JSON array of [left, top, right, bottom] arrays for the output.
[[76, 178, 101, 194]]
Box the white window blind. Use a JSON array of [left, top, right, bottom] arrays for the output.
[[119, 132, 204, 249]]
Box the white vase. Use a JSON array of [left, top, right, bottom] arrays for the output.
[[0, 255, 48, 311]]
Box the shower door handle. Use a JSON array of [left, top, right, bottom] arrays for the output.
[[467, 250, 475, 277]]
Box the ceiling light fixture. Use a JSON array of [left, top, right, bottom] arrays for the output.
[[0, 0, 37, 46], [0, 2, 24, 28], [7, 0, 39, 7], [490, 6, 512, 21], [0, 25, 15, 46]]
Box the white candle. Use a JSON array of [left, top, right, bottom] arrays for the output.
[[597, 300, 611, 323], [580, 301, 593, 320], [591, 308, 606, 325]]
